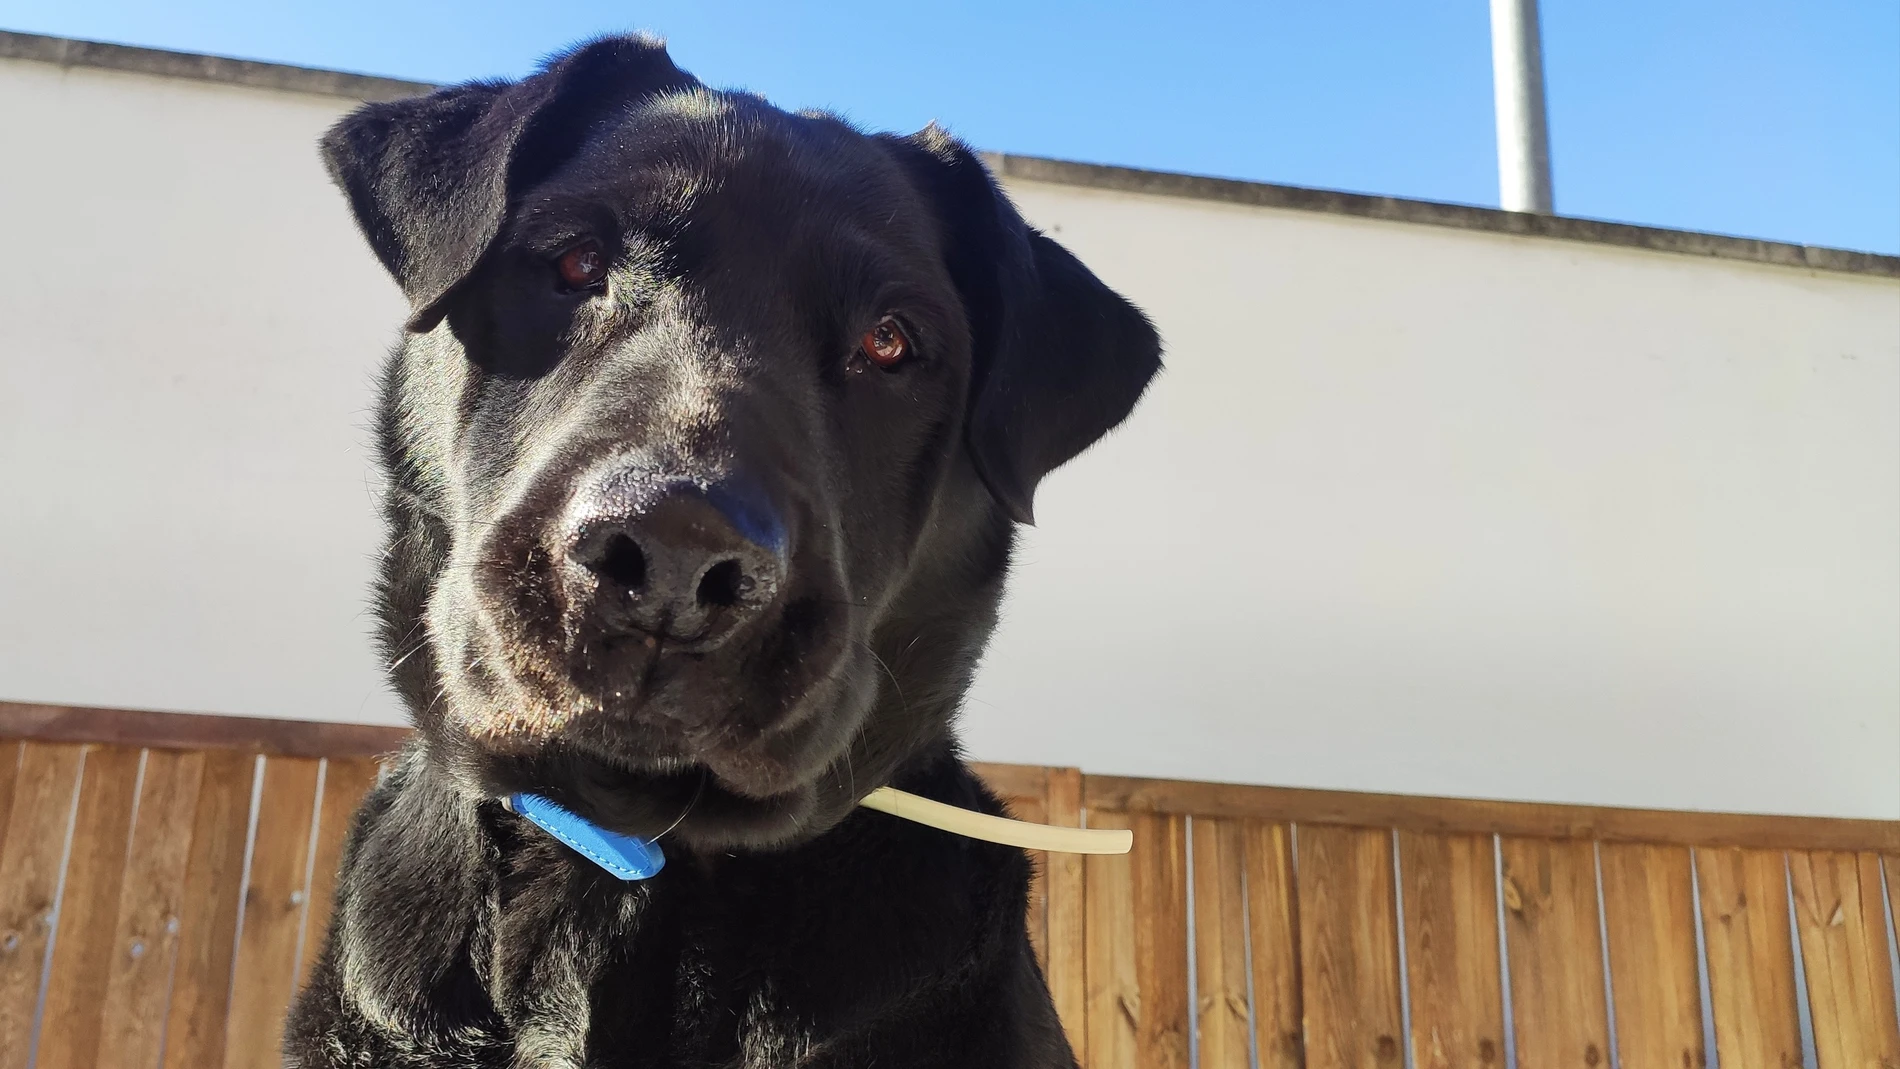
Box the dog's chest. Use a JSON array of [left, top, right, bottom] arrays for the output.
[[421, 798, 1012, 1068], [489, 875, 864, 1068]]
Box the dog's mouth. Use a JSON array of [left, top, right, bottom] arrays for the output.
[[422, 543, 877, 850], [457, 709, 870, 851]]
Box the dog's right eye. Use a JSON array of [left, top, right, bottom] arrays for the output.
[[555, 241, 609, 292]]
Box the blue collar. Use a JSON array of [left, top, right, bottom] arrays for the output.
[[505, 792, 666, 881]]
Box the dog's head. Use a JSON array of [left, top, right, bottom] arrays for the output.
[[324, 36, 1159, 851]]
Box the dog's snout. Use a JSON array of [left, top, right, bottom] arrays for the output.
[[567, 479, 785, 646]]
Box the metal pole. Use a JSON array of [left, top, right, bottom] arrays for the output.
[[1490, 0, 1554, 213]]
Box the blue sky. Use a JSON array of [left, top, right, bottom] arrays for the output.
[[5, 1, 1895, 254]]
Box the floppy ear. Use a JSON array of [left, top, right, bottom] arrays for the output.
[[320, 35, 699, 332], [888, 128, 1162, 524]]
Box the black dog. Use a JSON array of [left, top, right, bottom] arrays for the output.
[[286, 34, 1159, 1068]]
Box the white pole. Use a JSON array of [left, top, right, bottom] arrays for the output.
[[1490, 0, 1554, 213]]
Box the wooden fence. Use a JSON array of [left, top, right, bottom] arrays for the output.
[[2, 701, 1897, 1068]]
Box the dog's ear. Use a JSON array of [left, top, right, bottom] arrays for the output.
[[887, 127, 1162, 524], [321, 36, 698, 332]]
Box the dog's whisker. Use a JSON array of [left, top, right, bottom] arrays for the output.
[[651, 768, 708, 843], [861, 642, 907, 711]]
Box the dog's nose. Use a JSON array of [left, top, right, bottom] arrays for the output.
[[567, 480, 786, 646]]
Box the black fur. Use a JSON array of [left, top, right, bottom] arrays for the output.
[[287, 34, 1160, 1068]]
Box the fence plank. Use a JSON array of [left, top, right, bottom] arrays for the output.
[[1888, 855, 1899, 948], [972, 762, 1050, 804], [295, 756, 380, 996], [1245, 821, 1303, 1069], [1298, 824, 1404, 1069], [1, 701, 409, 761], [96, 749, 209, 1069], [1398, 831, 1505, 1069], [1789, 850, 1900, 1068], [1045, 767, 1087, 1051], [0, 743, 20, 861], [1598, 842, 1705, 1069], [1695, 847, 1801, 1069], [161, 750, 258, 1069], [1132, 812, 1190, 1069], [1499, 837, 1611, 1069], [1887, 856, 1898, 933], [1084, 810, 1138, 1069], [0, 742, 85, 1069], [1086, 773, 1899, 852], [37, 745, 143, 1069], [1192, 817, 1250, 1068], [223, 755, 321, 1069]]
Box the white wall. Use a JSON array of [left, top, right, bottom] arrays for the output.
[[3, 57, 1895, 819], [0, 59, 406, 725], [965, 182, 1900, 821]]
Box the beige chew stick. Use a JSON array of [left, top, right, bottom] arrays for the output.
[[859, 787, 1133, 854]]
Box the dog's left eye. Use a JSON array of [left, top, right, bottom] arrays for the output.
[[860, 316, 910, 369], [555, 241, 609, 291]]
